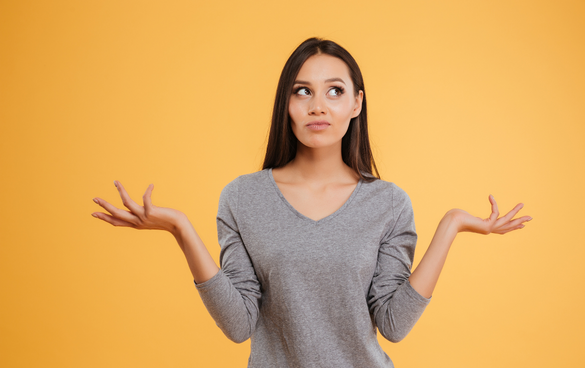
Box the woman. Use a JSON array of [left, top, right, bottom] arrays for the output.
[[91, 37, 531, 367]]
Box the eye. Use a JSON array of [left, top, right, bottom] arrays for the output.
[[294, 87, 311, 96], [327, 86, 345, 97]]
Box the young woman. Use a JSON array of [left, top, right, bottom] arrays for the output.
[[91, 37, 531, 367]]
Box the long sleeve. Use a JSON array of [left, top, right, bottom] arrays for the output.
[[367, 184, 431, 343], [194, 177, 262, 343]]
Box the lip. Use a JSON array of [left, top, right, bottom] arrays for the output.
[[306, 121, 330, 131]]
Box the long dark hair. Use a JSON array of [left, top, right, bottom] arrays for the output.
[[262, 37, 380, 182]]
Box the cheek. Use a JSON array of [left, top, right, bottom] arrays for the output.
[[287, 102, 303, 141], [288, 100, 304, 125], [330, 98, 355, 119]]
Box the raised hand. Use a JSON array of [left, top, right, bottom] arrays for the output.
[[91, 181, 186, 235], [409, 195, 533, 298], [448, 195, 532, 235]]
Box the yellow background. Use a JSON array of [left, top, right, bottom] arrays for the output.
[[1, 0, 584, 367]]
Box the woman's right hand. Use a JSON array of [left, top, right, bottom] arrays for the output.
[[92, 180, 186, 236]]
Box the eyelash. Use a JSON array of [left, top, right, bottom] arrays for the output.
[[294, 86, 345, 96]]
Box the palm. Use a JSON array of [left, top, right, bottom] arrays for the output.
[[452, 195, 532, 235], [91, 181, 185, 234]]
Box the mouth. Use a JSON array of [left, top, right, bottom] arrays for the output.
[[306, 121, 330, 131]]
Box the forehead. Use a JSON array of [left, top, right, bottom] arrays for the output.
[[296, 54, 351, 82]]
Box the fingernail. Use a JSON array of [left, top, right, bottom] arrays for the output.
[[528, 217, 533, 221], [91, 213, 98, 217], [93, 198, 98, 204], [114, 180, 117, 188]]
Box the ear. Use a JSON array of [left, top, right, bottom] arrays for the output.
[[351, 90, 364, 118]]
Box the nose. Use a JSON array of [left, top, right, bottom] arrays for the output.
[[308, 93, 326, 115]]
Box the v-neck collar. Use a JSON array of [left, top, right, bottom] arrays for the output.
[[267, 168, 363, 225]]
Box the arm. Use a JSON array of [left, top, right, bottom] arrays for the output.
[[409, 194, 532, 299], [173, 216, 220, 284], [92, 180, 261, 343], [194, 178, 262, 343], [408, 213, 458, 299], [368, 186, 431, 343], [91, 181, 219, 283], [369, 188, 532, 343]]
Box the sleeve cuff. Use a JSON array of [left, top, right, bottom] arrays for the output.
[[403, 279, 432, 305], [194, 269, 224, 291]]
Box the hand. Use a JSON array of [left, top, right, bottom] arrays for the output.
[[91, 181, 186, 236], [448, 195, 532, 235]]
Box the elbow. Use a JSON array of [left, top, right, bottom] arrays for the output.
[[375, 310, 413, 343], [224, 333, 252, 344], [226, 332, 250, 344], [219, 322, 254, 344], [379, 328, 408, 343]]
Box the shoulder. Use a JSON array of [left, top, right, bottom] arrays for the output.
[[220, 169, 271, 199], [357, 178, 414, 219], [237, 169, 270, 185], [360, 178, 412, 204]]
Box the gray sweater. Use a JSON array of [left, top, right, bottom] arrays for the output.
[[195, 169, 430, 367]]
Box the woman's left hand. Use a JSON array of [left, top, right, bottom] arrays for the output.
[[448, 195, 532, 235]]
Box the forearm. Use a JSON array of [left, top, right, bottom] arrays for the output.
[[171, 215, 220, 284], [172, 214, 261, 343], [409, 211, 459, 299]]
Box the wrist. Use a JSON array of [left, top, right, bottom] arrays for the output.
[[170, 212, 190, 238], [443, 209, 464, 233]]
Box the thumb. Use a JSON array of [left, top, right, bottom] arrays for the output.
[[143, 184, 154, 210], [487, 194, 499, 223]]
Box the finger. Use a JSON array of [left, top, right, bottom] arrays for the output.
[[114, 180, 144, 215], [495, 222, 527, 235], [496, 216, 532, 233], [143, 184, 154, 214], [497, 202, 524, 224], [488, 195, 499, 223], [93, 197, 138, 224], [91, 211, 136, 227], [494, 215, 532, 233]]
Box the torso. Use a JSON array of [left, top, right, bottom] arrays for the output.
[[209, 169, 424, 367]]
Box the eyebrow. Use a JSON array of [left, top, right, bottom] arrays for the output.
[[293, 78, 346, 85]]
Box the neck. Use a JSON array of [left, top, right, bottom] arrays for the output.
[[285, 141, 358, 184]]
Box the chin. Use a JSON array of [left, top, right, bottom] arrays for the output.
[[299, 138, 340, 150]]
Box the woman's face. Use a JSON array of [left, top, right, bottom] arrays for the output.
[[288, 54, 363, 150]]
